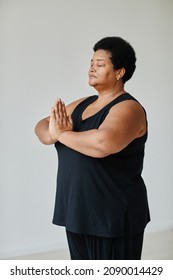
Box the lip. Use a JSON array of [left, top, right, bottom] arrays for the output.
[[89, 75, 97, 78]]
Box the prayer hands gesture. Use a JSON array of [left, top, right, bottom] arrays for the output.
[[49, 99, 73, 142]]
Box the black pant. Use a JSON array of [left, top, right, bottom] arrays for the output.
[[66, 230, 144, 260]]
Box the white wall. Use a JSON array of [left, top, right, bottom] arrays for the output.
[[0, 0, 173, 258]]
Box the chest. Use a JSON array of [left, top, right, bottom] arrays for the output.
[[81, 100, 111, 121]]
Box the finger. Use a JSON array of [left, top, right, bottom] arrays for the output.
[[59, 100, 68, 128], [62, 101, 68, 119], [60, 101, 68, 127], [50, 107, 55, 118], [57, 100, 65, 127], [54, 100, 60, 118], [63, 101, 70, 127], [58, 99, 63, 118]]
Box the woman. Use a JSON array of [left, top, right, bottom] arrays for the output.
[[35, 37, 150, 260]]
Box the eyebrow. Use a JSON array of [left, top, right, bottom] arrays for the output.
[[91, 58, 105, 62]]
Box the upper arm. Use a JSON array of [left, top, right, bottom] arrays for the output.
[[98, 100, 147, 154]]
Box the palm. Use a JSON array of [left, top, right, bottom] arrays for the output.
[[49, 100, 73, 141]]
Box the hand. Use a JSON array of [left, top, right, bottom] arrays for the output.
[[49, 99, 73, 142]]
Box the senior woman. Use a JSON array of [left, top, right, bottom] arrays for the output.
[[35, 37, 150, 260]]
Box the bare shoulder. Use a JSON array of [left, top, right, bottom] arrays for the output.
[[100, 99, 147, 138], [111, 99, 146, 117], [66, 96, 88, 115]]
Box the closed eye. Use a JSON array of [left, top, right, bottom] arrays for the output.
[[90, 64, 105, 67]]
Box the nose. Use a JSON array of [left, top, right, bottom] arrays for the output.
[[90, 64, 96, 72]]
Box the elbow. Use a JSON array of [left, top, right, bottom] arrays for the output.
[[91, 140, 113, 158], [93, 138, 120, 158], [95, 153, 110, 158], [34, 124, 40, 138], [39, 138, 53, 145], [34, 127, 53, 145], [94, 148, 111, 158], [91, 151, 109, 158], [35, 135, 53, 145], [91, 130, 117, 158]]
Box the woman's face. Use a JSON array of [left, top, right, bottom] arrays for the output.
[[88, 49, 118, 91]]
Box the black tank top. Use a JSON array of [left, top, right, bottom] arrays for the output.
[[53, 93, 150, 238]]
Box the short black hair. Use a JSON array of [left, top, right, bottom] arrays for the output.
[[93, 37, 136, 83]]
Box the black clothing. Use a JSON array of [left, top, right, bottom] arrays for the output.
[[53, 93, 150, 238], [66, 230, 144, 260]]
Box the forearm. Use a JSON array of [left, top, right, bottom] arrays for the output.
[[58, 129, 110, 158], [45, 99, 105, 154], [35, 118, 55, 145]]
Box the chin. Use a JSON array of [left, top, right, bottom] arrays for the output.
[[89, 80, 97, 87]]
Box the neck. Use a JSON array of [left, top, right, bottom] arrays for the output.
[[97, 86, 125, 101]]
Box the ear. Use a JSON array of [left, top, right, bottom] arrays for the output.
[[116, 68, 126, 80]]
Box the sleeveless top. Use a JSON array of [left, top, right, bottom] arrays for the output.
[[53, 93, 150, 238]]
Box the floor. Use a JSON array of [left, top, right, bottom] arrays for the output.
[[8, 229, 173, 260]]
